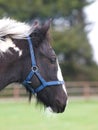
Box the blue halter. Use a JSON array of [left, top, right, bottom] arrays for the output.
[[23, 36, 64, 94]]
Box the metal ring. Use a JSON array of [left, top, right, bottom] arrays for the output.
[[31, 66, 38, 72]]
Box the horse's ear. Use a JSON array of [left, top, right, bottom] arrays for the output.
[[30, 20, 40, 31], [42, 19, 52, 34], [33, 20, 40, 28], [30, 20, 40, 34]]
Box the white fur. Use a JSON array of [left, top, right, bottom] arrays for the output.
[[0, 17, 33, 55], [57, 60, 67, 94], [45, 107, 57, 117], [0, 37, 22, 56], [0, 18, 33, 39]]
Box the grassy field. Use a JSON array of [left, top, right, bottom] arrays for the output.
[[0, 98, 98, 130]]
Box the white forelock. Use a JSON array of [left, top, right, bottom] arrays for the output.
[[0, 18, 33, 39]]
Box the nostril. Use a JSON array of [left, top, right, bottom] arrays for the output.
[[56, 93, 67, 104]]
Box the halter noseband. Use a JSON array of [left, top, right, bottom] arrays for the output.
[[23, 36, 64, 94]]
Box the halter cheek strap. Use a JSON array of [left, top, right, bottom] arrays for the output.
[[23, 36, 64, 94]]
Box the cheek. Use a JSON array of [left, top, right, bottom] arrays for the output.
[[45, 66, 56, 81]]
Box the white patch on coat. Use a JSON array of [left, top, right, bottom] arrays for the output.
[[0, 37, 22, 56], [57, 60, 67, 94]]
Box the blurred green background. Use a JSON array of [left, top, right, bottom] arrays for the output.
[[0, 99, 98, 130]]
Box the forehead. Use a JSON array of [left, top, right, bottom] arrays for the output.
[[39, 39, 56, 59], [32, 22, 56, 57]]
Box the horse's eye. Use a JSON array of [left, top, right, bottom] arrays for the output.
[[51, 57, 56, 64]]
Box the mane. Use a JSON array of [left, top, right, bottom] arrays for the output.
[[0, 18, 34, 39]]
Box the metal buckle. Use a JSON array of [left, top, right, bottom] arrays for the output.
[[31, 66, 38, 72]]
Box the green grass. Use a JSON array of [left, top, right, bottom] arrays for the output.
[[0, 98, 98, 130]]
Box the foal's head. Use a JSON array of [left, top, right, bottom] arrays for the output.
[[0, 18, 67, 113], [26, 20, 67, 113]]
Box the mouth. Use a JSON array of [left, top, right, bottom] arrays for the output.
[[46, 104, 65, 113], [36, 91, 67, 113], [37, 98, 66, 113], [52, 106, 65, 113]]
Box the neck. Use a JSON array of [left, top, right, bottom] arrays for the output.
[[0, 53, 21, 89], [0, 38, 30, 90]]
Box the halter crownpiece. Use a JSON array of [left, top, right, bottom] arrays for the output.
[[23, 36, 64, 94]]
